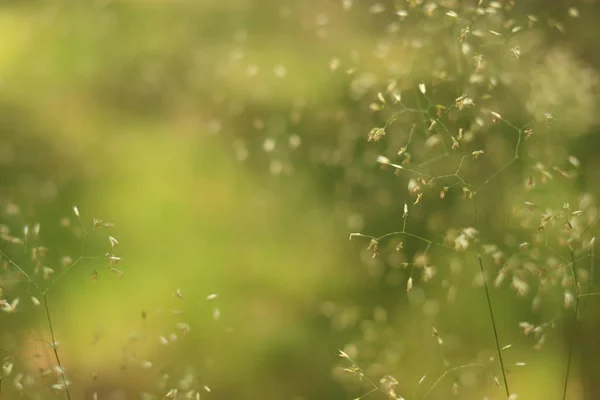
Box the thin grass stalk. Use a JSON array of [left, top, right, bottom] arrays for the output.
[[562, 250, 580, 400], [478, 255, 510, 397], [43, 294, 71, 400]]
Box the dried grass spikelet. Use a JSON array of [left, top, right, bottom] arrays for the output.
[[454, 227, 479, 251], [511, 276, 529, 296]]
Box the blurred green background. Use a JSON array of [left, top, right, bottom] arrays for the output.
[[1, 1, 600, 399]]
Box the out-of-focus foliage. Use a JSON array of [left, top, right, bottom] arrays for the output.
[[0, 0, 600, 399]]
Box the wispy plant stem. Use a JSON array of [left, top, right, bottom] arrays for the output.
[[420, 363, 487, 400], [478, 255, 510, 397], [562, 250, 580, 400], [43, 294, 71, 400]]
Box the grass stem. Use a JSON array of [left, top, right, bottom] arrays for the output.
[[562, 251, 580, 400], [478, 255, 510, 397]]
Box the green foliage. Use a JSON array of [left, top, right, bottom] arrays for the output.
[[1, 0, 600, 399]]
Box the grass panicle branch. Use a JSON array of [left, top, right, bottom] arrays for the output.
[[420, 363, 488, 400], [0, 207, 118, 399]]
